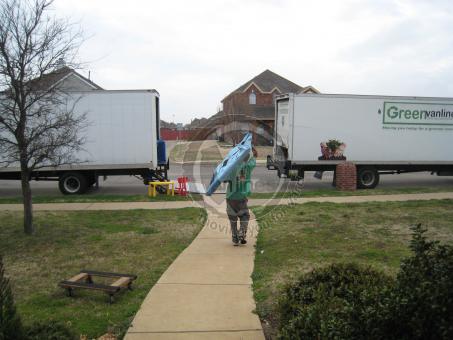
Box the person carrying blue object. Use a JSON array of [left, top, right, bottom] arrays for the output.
[[226, 147, 257, 246]]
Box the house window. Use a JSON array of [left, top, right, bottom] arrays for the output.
[[249, 90, 256, 105]]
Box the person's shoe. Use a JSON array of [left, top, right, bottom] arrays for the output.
[[232, 236, 239, 246], [239, 237, 247, 245]]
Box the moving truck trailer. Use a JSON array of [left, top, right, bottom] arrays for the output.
[[0, 90, 168, 194], [267, 93, 453, 188]]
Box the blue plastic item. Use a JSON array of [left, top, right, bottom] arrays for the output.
[[157, 139, 167, 165], [206, 133, 252, 196]]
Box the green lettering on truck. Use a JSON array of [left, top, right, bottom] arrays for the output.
[[383, 101, 453, 125], [387, 106, 399, 119]]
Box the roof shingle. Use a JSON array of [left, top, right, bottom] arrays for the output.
[[225, 69, 303, 100], [27, 66, 103, 91]]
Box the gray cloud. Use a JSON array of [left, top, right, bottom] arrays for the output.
[[54, 0, 453, 123]]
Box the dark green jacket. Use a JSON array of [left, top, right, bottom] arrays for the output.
[[226, 157, 256, 200]]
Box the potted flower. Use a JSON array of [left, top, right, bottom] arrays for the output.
[[319, 139, 346, 160]]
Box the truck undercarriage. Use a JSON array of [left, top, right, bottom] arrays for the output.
[[267, 154, 453, 189], [0, 161, 170, 195]]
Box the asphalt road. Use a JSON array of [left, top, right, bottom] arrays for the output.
[[1, 164, 452, 197]]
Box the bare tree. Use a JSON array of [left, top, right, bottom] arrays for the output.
[[0, 0, 86, 234]]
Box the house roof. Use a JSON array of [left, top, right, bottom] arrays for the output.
[[28, 66, 103, 91], [195, 110, 225, 128], [223, 69, 304, 101]]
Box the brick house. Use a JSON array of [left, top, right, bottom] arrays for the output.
[[219, 69, 318, 144]]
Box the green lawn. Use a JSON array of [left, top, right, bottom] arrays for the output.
[[170, 141, 222, 162], [171, 141, 272, 162], [0, 193, 203, 204], [249, 185, 453, 200], [252, 199, 453, 338], [0, 208, 206, 338], [169, 142, 189, 162]]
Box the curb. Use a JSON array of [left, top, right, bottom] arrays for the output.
[[171, 159, 267, 165]]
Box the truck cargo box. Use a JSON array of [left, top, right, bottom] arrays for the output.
[[0, 89, 160, 171]]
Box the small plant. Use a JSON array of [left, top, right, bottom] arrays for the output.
[[320, 139, 346, 159], [0, 255, 24, 340], [140, 227, 159, 235], [326, 139, 343, 151], [384, 224, 453, 339], [278, 262, 393, 339], [25, 320, 77, 340], [276, 225, 453, 340]]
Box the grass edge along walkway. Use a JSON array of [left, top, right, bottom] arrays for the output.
[[248, 191, 453, 207], [249, 186, 453, 200]]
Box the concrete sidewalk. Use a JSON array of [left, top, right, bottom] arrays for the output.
[[124, 195, 265, 339], [0, 192, 452, 211], [247, 191, 453, 207]]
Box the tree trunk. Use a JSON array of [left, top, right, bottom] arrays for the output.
[[20, 165, 34, 235]]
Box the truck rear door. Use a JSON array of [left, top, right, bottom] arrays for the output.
[[155, 96, 160, 140], [276, 98, 290, 148]]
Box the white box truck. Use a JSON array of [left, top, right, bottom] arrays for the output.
[[267, 93, 453, 188], [0, 89, 168, 194]]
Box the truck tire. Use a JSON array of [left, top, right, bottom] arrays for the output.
[[58, 173, 88, 195], [357, 167, 379, 189]]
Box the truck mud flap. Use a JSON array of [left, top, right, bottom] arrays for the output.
[[266, 155, 277, 170]]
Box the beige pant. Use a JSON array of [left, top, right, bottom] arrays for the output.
[[226, 199, 250, 239]]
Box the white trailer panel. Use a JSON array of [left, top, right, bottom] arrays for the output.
[[71, 90, 159, 167], [0, 90, 160, 171], [276, 93, 453, 163]]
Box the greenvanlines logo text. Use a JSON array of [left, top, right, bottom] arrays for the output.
[[383, 101, 453, 126]]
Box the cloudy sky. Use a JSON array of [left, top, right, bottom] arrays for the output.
[[54, 0, 453, 124]]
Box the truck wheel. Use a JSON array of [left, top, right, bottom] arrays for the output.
[[357, 167, 379, 189], [59, 173, 88, 195]]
